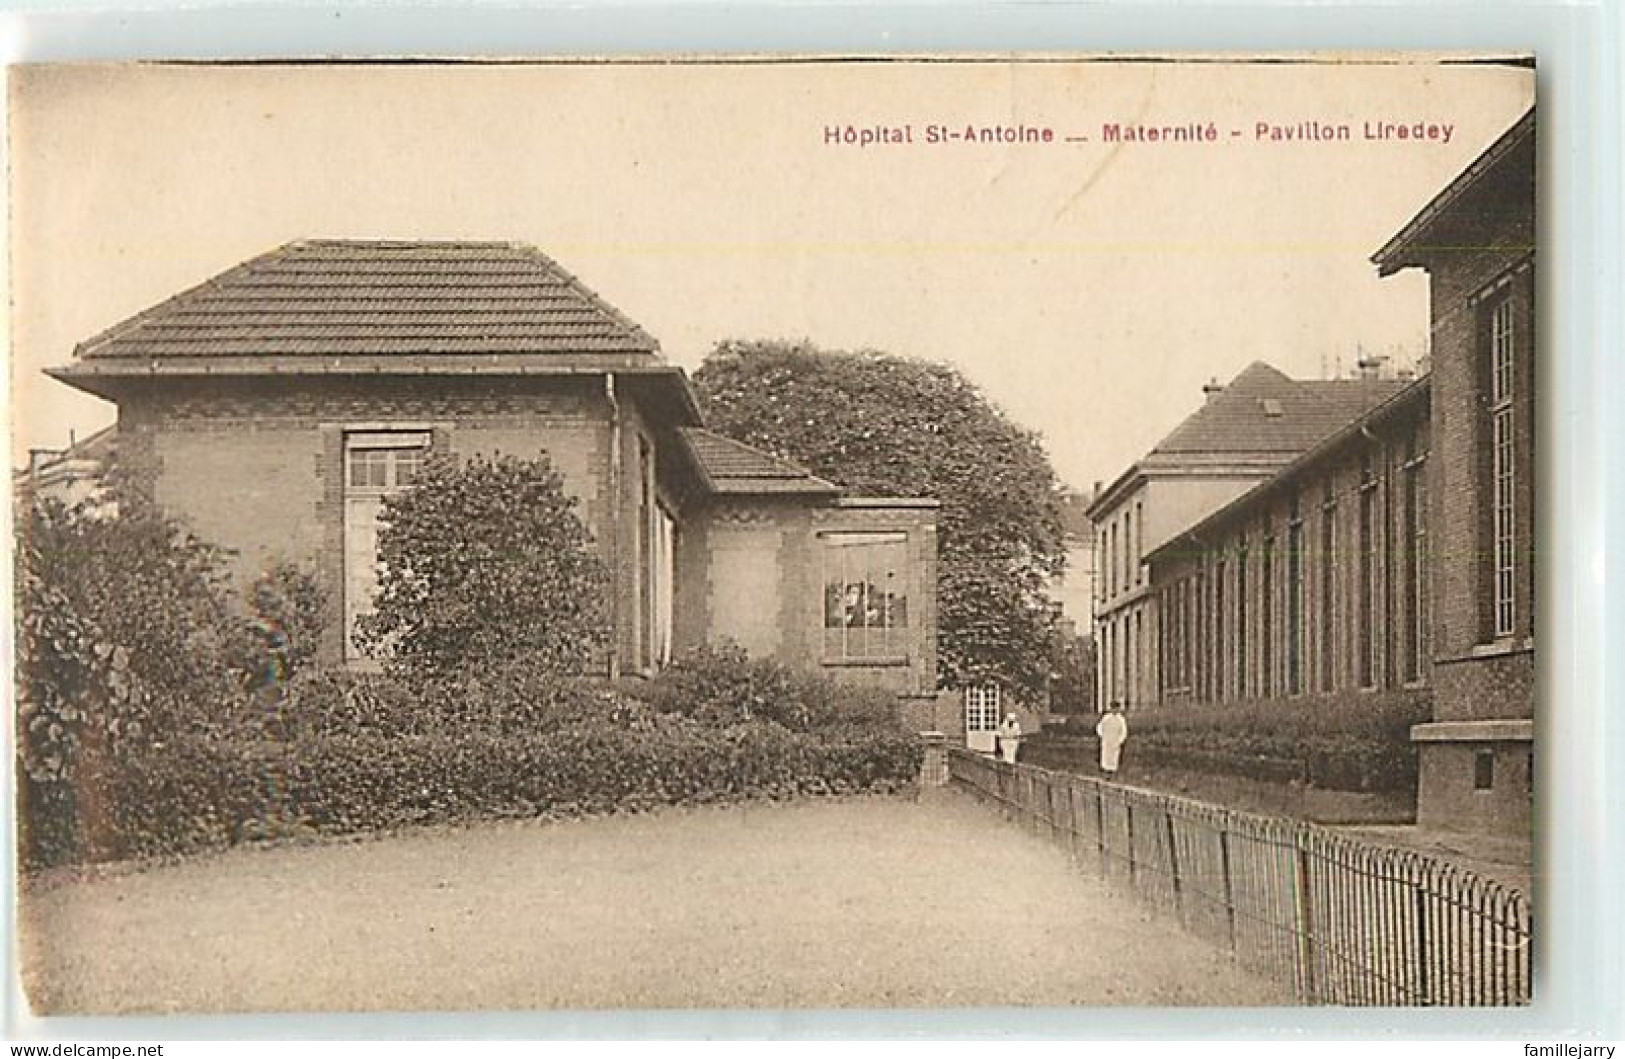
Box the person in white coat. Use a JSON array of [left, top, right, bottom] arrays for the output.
[[997, 711, 1022, 765], [1096, 701, 1128, 779]]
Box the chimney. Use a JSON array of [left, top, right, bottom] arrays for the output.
[[1356, 354, 1388, 380], [1201, 378, 1225, 403]]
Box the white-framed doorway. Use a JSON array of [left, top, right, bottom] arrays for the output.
[[964, 684, 1001, 752]]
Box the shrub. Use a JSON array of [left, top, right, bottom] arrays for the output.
[[626, 643, 903, 734], [19, 699, 924, 867], [354, 453, 609, 680], [17, 483, 923, 867], [21, 644, 927, 868], [15, 493, 266, 865], [18, 494, 250, 737], [1023, 690, 1430, 793], [239, 560, 328, 694]]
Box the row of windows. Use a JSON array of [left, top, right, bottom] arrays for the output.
[[1159, 440, 1430, 703], [1131, 271, 1527, 706], [1098, 604, 1149, 708], [1097, 497, 1145, 603]]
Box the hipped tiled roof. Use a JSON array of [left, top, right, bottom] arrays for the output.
[[74, 240, 661, 361], [1150, 362, 1409, 457], [1146, 374, 1431, 564], [680, 428, 840, 496]]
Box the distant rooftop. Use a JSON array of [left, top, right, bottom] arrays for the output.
[[1150, 361, 1410, 457], [1088, 360, 1412, 518]]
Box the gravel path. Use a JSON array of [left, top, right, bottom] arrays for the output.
[[19, 788, 1286, 1014]]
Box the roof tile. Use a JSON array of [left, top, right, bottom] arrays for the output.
[[680, 428, 839, 496], [76, 240, 661, 362], [1151, 361, 1409, 456]]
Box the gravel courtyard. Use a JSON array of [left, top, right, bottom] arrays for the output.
[[19, 788, 1285, 1014]]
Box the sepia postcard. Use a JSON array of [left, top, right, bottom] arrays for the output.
[[9, 56, 1536, 1017]]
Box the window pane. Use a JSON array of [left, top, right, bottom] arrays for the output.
[[824, 577, 844, 629], [821, 532, 910, 659], [394, 449, 425, 487], [845, 579, 867, 628]]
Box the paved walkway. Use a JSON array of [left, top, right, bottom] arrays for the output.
[[19, 789, 1285, 1014]]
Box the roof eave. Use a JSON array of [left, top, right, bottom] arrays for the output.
[[1372, 107, 1535, 276], [1084, 462, 1145, 520], [708, 480, 844, 497]]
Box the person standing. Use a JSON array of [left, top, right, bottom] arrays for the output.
[[997, 711, 1022, 765], [1096, 701, 1128, 779]]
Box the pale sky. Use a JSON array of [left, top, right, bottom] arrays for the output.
[[8, 59, 1534, 492]]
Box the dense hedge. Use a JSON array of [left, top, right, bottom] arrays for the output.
[[18, 491, 925, 869], [1023, 691, 1430, 793], [24, 719, 922, 865], [21, 650, 925, 869]]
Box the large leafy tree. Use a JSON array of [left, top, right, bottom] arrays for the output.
[[355, 453, 609, 681], [693, 339, 1067, 699]]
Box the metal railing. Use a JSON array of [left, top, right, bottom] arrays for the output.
[[950, 749, 1531, 1006]]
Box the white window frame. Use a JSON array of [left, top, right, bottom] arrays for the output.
[[343, 429, 432, 661], [1489, 294, 1517, 638], [820, 530, 910, 664]]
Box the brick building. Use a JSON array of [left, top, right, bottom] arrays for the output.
[[46, 240, 941, 722], [1139, 108, 1534, 838], [1087, 362, 1407, 712], [1372, 108, 1536, 834], [1147, 376, 1431, 711]]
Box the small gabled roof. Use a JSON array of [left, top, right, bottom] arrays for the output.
[[72, 240, 661, 362], [679, 428, 841, 497], [1150, 362, 1409, 457]]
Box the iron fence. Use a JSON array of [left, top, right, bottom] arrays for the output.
[[950, 749, 1531, 1006]]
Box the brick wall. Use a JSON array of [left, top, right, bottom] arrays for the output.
[[113, 373, 943, 713], [118, 375, 614, 665], [1427, 239, 1536, 662], [1396, 116, 1535, 840], [1420, 172, 1535, 755], [1432, 648, 1534, 723], [1416, 741, 1532, 834], [1152, 391, 1431, 708], [674, 497, 939, 701]]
